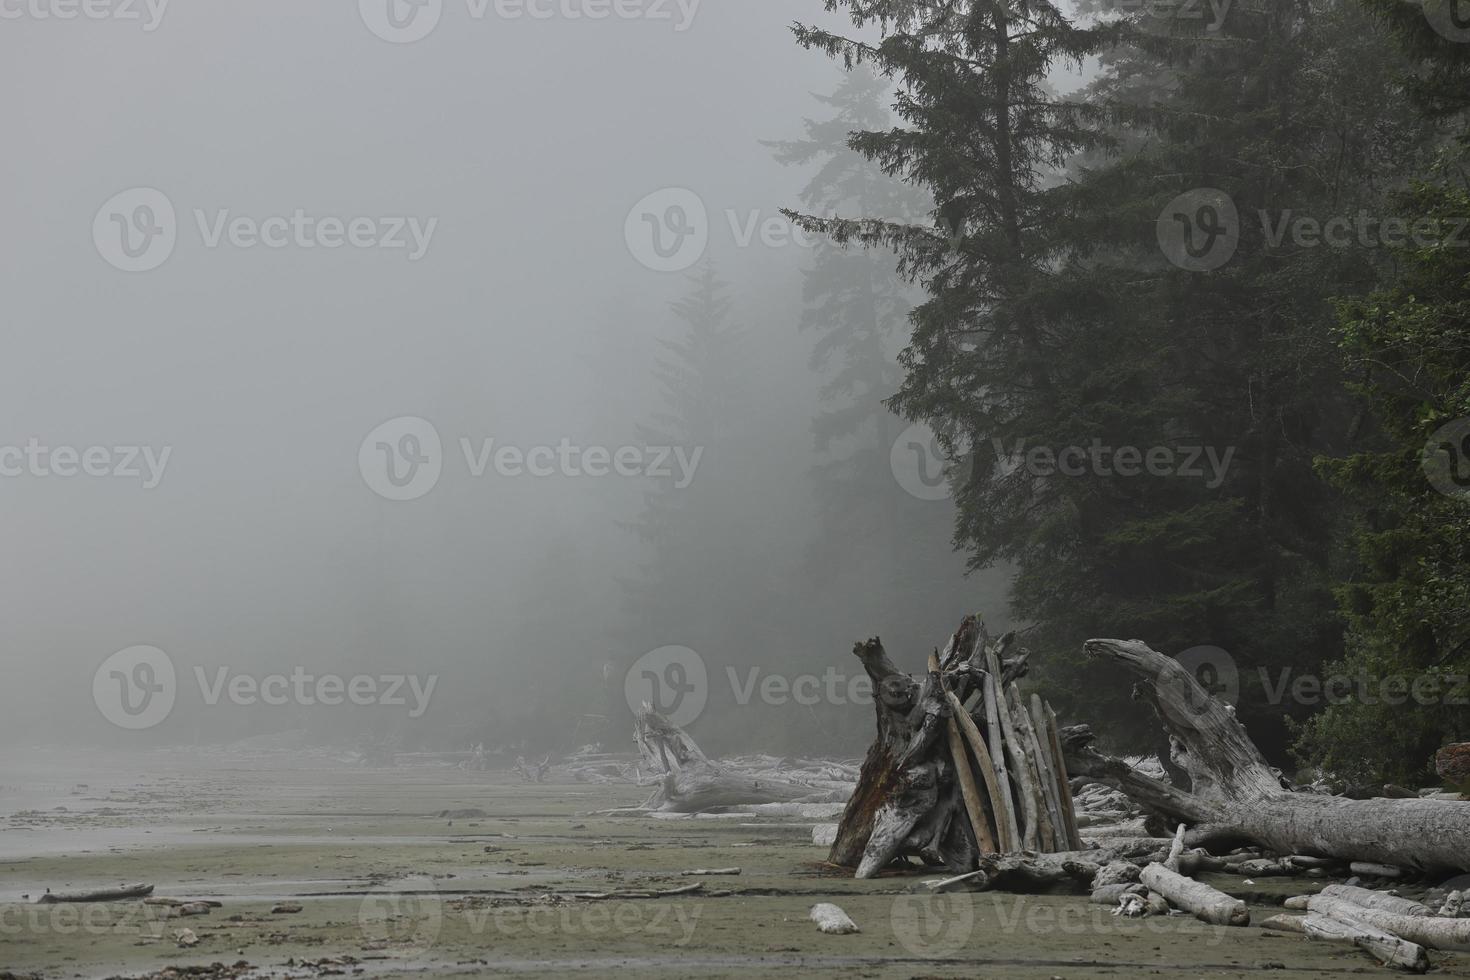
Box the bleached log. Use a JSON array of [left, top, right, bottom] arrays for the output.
[[1261, 912, 1429, 972], [1140, 863, 1249, 926], [931, 652, 992, 857], [1320, 884, 1431, 917], [982, 650, 1022, 850], [1307, 894, 1470, 951], [1041, 699, 1084, 850], [943, 687, 1006, 854], [36, 883, 154, 904], [1352, 862, 1407, 879]]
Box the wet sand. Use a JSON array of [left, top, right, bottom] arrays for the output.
[[3, 749, 1467, 979]]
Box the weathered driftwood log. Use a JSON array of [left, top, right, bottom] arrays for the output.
[[1261, 912, 1430, 972], [1320, 884, 1431, 917], [828, 637, 975, 877], [36, 883, 154, 903], [968, 853, 1100, 893], [1305, 894, 1470, 951], [1063, 639, 1470, 874], [1140, 863, 1250, 926], [931, 652, 996, 854], [633, 707, 843, 813]]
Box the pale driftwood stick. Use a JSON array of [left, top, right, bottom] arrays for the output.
[[1306, 894, 1470, 951], [680, 868, 741, 876], [1140, 863, 1250, 926], [982, 650, 1021, 851], [1024, 693, 1068, 853], [1260, 913, 1429, 973], [1321, 884, 1431, 917], [999, 681, 1058, 852], [930, 652, 991, 858], [996, 686, 1040, 851], [1164, 824, 1187, 872], [944, 688, 1005, 854], [36, 883, 154, 904], [1007, 686, 1057, 851], [923, 868, 988, 892], [1042, 699, 1084, 850]]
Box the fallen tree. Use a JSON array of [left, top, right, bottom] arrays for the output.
[[1062, 639, 1470, 875], [630, 705, 850, 813]]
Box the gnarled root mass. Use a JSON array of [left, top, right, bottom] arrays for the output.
[[1062, 639, 1470, 875]]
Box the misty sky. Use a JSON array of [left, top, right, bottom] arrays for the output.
[[0, 1, 1100, 744]]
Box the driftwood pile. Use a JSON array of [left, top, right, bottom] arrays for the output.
[[829, 615, 1082, 878], [820, 620, 1470, 971]]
